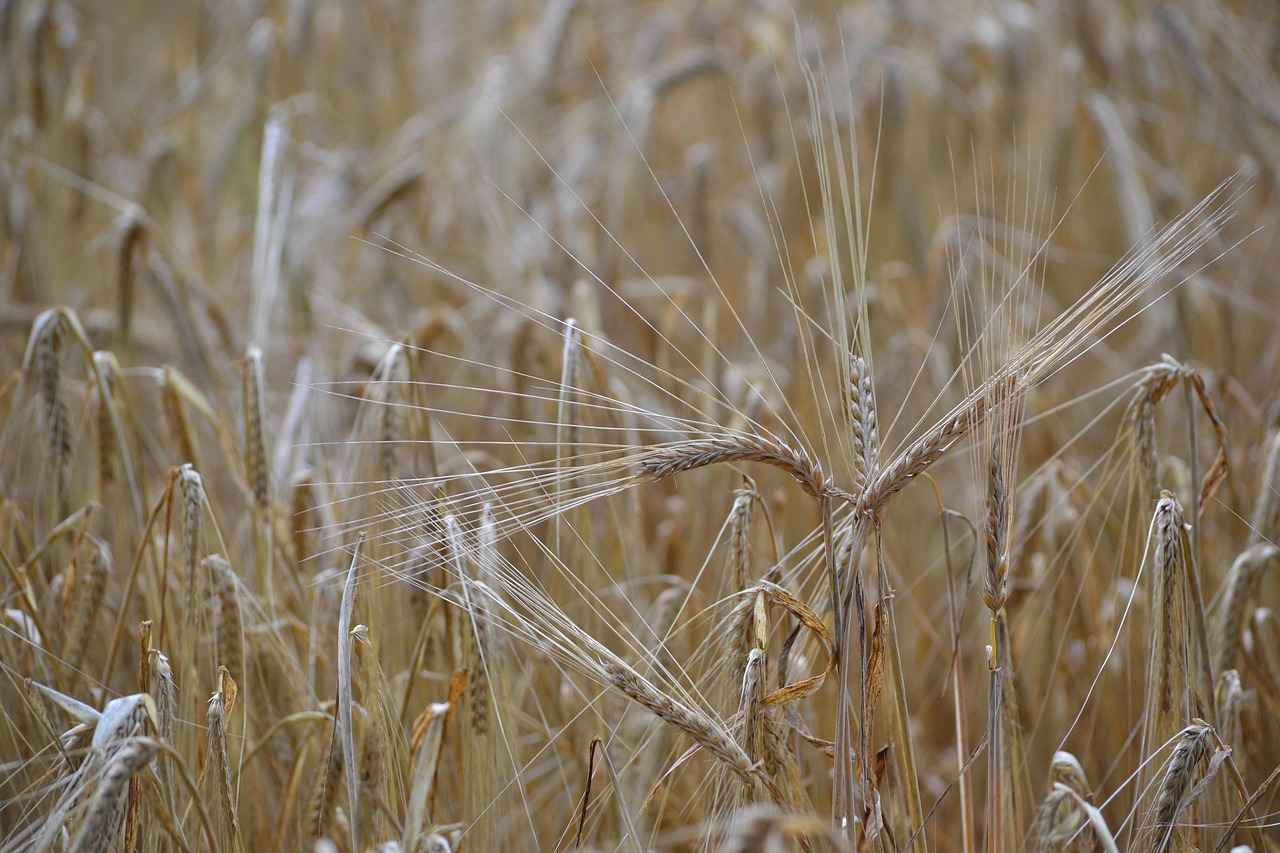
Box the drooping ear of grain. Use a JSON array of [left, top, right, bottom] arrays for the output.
[[161, 367, 202, 470], [113, 210, 145, 352], [1141, 723, 1227, 853], [27, 309, 71, 516], [1211, 543, 1278, 676], [68, 738, 161, 853], [636, 432, 829, 500], [1029, 751, 1104, 852]]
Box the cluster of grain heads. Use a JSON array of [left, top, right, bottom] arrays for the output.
[[9, 1, 1280, 849], [21, 692, 158, 852]]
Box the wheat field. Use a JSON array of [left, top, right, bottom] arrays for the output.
[[2, 1, 1279, 851]]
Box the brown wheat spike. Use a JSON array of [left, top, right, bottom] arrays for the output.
[[1144, 723, 1227, 853], [981, 366, 1027, 853], [206, 555, 245, 682], [1143, 492, 1194, 767], [1027, 784, 1094, 852], [147, 649, 177, 745], [202, 668, 246, 853], [359, 716, 384, 840], [243, 346, 269, 509], [146, 645, 178, 813], [161, 367, 201, 468], [64, 535, 110, 672], [598, 657, 762, 789], [94, 357, 119, 491], [373, 343, 408, 483], [1047, 751, 1091, 800], [848, 353, 880, 492], [67, 738, 160, 853], [738, 647, 766, 773], [760, 704, 807, 813], [31, 694, 160, 851], [983, 442, 1011, 616], [1215, 669, 1243, 759], [29, 308, 71, 512], [177, 464, 205, 626], [289, 475, 318, 571], [860, 378, 1003, 516], [1211, 543, 1278, 676], [114, 209, 145, 349], [635, 432, 829, 499], [309, 722, 345, 849], [1122, 357, 1193, 504], [727, 482, 755, 593]]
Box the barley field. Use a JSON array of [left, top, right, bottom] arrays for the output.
[[2, 1, 1279, 851]]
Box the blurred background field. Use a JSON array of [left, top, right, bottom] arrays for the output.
[[2, 1, 1280, 850]]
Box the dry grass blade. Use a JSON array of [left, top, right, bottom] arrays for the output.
[[337, 532, 365, 853], [403, 702, 449, 853]]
